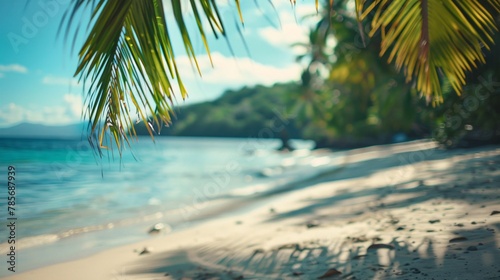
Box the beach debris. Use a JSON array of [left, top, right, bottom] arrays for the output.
[[306, 220, 320, 228], [348, 236, 368, 243], [454, 223, 464, 227], [396, 226, 406, 231], [252, 248, 265, 256], [388, 218, 399, 225], [394, 270, 407, 276], [449, 237, 468, 243], [367, 243, 395, 250], [491, 210, 500, 216], [428, 219, 441, 224], [410, 268, 421, 274], [317, 268, 342, 279], [277, 243, 301, 250], [352, 254, 366, 260], [148, 223, 171, 235], [467, 246, 478, 251], [139, 247, 152, 255]]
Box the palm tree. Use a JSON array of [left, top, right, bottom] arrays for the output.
[[64, 0, 499, 152], [357, 0, 500, 103], [64, 0, 247, 154]]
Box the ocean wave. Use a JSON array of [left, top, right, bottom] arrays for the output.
[[0, 138, 324, 253], [0, 234, 60, 254]]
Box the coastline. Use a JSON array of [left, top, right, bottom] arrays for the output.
[[0, 144, 343, 277], [3, 140, 500, 279]]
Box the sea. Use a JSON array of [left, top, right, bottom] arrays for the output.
[[0, 136, 341, 275]]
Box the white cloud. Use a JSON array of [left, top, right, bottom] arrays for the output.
[[63, 94, 84, 117], [176, 52, 301, 86], [258, 23, 308, 54], [42, 75, 80, 87], [257, 5, 319, 55], [0, 103, 24, 125], [0, 64, 28, 77], [0, 94, 84, 126]]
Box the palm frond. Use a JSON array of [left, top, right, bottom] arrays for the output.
[[356, 0, 500, 103], [64, 0, 240, 154]]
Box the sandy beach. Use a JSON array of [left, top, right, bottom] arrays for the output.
[[4, 140, 500, 280]]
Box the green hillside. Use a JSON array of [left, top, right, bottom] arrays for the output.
[[134, 83, 303, 139]]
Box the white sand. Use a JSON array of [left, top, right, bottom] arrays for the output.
[[4, 140, 500, 279]]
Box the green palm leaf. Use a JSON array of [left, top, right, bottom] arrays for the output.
[[64, 0, 237, 154], [64, 0, 319, 153], [356, 0, 500, 103], [65, 0, 499, 153]]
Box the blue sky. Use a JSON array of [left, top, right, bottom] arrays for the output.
[[0, 0, 319, 128]]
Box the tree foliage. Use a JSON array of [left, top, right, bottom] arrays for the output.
[[358, 0, 500, 103], [133, 83, 302, 139], [64, 0, 500, 152], [298, 0, 500, 148]]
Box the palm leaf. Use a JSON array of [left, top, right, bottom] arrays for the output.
[[64, 0, 240, 154], [355, 0, 500, 103]]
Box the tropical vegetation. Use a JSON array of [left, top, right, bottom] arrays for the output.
[[295, 0, 500, 147], [134, 83, 302, 139], [63, 0, 500, 151]]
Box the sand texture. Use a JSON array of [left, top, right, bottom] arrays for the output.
[[4, 140, 500, 280]]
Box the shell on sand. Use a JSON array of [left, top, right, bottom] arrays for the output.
[[148, 223, 172, 235]]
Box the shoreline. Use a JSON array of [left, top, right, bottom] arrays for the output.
[[0, 145, 344, 276], [3, 140, 500, 279]]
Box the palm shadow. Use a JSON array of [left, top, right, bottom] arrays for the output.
[[127, 144, 500, 279], [127, 223, 500, 279]]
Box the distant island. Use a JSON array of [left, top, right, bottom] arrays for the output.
[[0, 82, 422, 149], [133, 83, 303, 140], [0, 83, 302, 141], [0, 122, 87, 139]]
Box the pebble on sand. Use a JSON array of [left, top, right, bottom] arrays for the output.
[[467, 246, 478, 251], [139, 247, 152, 255], [277, 243, 301, 250], [449, 237, 468, 243], [367, 243, 395, 250], [306, 220, 320, 228], [148, 223, 172, 235], [317, 268, 342, 279]]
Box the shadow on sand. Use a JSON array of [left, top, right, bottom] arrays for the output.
[[127, 144, 500, 279]]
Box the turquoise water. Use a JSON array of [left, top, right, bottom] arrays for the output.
[[0, 136, 337, 258]]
